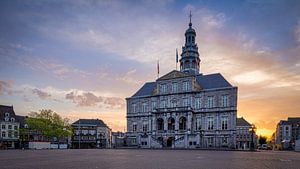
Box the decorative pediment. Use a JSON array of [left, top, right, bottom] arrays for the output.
[[157, 70, 191, 81]]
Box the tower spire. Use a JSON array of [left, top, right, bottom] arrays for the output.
[[189, 11, 192, 27], [180, 11, 200, 75]]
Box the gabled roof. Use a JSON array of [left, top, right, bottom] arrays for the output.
[[196, 73, 232, 89], [131, 82, 156, 97], [72, 119, 108, 128], [236, 117, 251, 127], [157, 70, 191, 81]]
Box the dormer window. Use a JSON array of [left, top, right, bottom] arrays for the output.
[[5, 117, 9, 122], [11, 118, 15, 122], [5, 112, 9, 117]]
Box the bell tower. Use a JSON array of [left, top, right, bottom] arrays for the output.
[[180, 11, 201, 75]]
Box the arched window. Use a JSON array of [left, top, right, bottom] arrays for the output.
[[185, 61, 190, 69], [192, 36, 195, 43], [157, 118, 164, 131], [168, 118, 175, 130], [192, 60, 196, 69], [179, 117, 187, 130], [188, 36, 191, 43]]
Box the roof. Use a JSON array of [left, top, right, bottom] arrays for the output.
[[0, 105, 17, 120], [131, 72, 233, 98], [195, 73, 232, 89], [16, 115, 27, 127], [280, 117, 300, 125], [72, 119, 108, 128], [287, 117, 300, 122], [132, 82, 156, 97], [236, 117, 251, 127]]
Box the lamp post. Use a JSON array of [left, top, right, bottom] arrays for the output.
[[249, 124, 257, 151]]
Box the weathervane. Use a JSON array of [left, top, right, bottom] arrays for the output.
[[189, 10, 192, 27]]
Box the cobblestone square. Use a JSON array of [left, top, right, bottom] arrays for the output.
[[0, 149, 299, 169]]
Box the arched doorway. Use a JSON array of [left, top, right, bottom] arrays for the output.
[[166, 137, 174, 148]]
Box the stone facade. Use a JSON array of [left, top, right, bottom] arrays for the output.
[[126, 16, 237, 149], [275, 117, 300, 150], [0, 105, 22, 149], [236, 117, 257, 150], [71, 119, 112, 149]]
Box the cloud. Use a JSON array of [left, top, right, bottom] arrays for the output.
[[65, 91, 125, 108], [20, 57, 91, 80], [65, 91, 102, 107], [32, 88, 51, 100], [232, 70, 273, 85], [0, 80, 14, 95]]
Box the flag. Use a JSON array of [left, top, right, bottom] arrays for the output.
[[176, 48, 178, 63]]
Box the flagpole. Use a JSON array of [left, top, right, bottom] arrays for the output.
[[157, 60, 159, 79], [176, 48, 178, 70]]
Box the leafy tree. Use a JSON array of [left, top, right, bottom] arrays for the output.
[[25, 109, 72, 141], [258, 135, 267, 145]]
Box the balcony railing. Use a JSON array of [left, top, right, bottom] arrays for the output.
[[155, 106, 193, 113]]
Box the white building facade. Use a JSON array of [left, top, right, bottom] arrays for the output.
[[0, 105, 21, 149], [126, 16, 237, 149]]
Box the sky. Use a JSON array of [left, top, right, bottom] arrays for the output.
[[1, 0, 300, 137]]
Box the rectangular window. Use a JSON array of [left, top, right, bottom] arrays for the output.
[[183, 81, 189, 91], [207, 117, 214, 130], [170, 99, 177, 108], [221, 95, 229, 107], [142, 123, 148, 132], [8, 125, 12, 129], [207, 96, 214, 108], [132, 104, 137, 113], [221, 117, 228, 130], [8, 131, 12, 138], [160, 84, 167, 93], [161, 100, 166, 108], [14, 125, 18, 130], [183, 98, 189, 107], [2, 131, 6, 137], [133, 124, 137, 132], [195, 97, 201, 109], [152, 101, 157, 111], [142, 103, 148, 112], [1, 125, 5, 129], [14, 131, 18, 138], [172, 82, 178, 93], [196, 118, 201, 130]]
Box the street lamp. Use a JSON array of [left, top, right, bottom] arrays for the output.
[[249, 124, 257, 151]]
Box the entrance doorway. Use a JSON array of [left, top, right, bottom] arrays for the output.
[[166, 137, 174, 148]]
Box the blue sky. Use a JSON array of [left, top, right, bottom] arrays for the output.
[[1, 0, 300, 135]]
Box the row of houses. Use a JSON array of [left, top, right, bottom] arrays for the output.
[[0, 105, 112, 149], [273, 117, 300, 150]]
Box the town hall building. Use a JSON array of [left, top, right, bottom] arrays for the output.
[[126, 15, 237, 149]]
